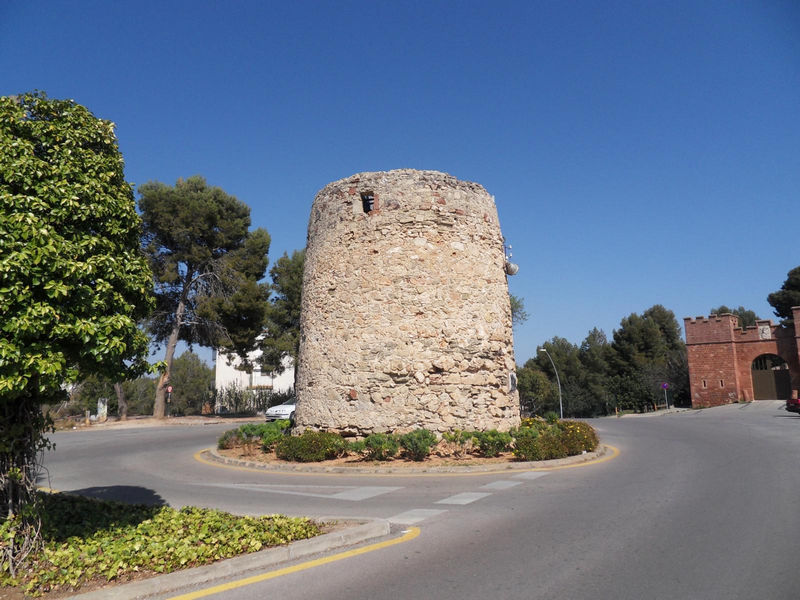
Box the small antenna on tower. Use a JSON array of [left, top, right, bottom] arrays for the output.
[[503, 240, 519, 275]]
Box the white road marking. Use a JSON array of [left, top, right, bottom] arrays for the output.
[[389, 509, 447, 524], [330, 486, 403, 501], [435, 492, 492, 505], [481, 480, 523, 490], [512, 471, 549, 481], [202, 483, 401, 501]]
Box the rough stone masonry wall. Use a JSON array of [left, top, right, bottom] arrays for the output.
[[295, 169, 520, 436]]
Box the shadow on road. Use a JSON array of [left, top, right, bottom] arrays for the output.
[[64, 484, 168, 506], [38, 486, 168, 543]]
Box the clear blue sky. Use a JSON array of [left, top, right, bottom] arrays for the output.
[[3, 1, 798, 365]]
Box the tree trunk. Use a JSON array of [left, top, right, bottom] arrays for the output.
[[0, 380, 48, 574], [153, 297, 186, 419], [114, 382, 127, 421]]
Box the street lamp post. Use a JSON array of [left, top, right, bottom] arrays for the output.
[[538, 347, 563, 419]]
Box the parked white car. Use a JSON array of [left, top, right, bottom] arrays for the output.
[[265, 399, 296, 423]]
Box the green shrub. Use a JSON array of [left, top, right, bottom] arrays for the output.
[[442, 429, 471, 444], [511, 419, 547, 460], [217, 429, 243, 450], [560, 420, 599, 454], [513, 425, 564, 461], [512, 433, 544, 461], [243, 420, 291, 450], [399, 429, 437, 461], [519, 416, 549, 432], [363, 433, 400, 461], [238, 423, 271, 439], [439, 429, 475, 458], [217, 421, 291, 451], [536, 429, 569, 459], [348, 439, 366, 454], [2, 492, 320, 596], [274, 431, 348, 462], [512, 420, 599, 461], [544, 411, 560, 424], [472, 430, 512, 457], [510, 426, 540, 442]]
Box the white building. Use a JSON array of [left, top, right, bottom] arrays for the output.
[[213, 349, 294, 394]]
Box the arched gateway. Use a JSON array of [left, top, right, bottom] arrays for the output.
[[751, 354, 791, 400], [684, 307, 800, 408]]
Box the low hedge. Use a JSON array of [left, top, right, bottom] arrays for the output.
[[511, 420, 598, 461], [363, 433, 400, 461], [274, 431, 349, 462], [218, 420, 599, 464], [217, 420, 290, 450], [398, 429, 438, 461]]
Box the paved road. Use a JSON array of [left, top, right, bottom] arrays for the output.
[[42, 401, 800, 599]]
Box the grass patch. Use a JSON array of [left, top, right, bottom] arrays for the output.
[[1, 492, 322, 597]]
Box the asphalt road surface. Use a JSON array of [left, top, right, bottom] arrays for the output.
[[42, 401, 800, 599]]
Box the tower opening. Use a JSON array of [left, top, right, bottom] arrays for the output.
[[360, 192, 375, 213]]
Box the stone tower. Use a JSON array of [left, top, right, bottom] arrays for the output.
[[294, 169, 520, 436]]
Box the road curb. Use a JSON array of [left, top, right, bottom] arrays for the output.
[[199, 444, 613, 474], [67, 519, 391, 600]]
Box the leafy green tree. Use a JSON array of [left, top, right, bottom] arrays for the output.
[[167, 351, 214, 415], [528, 338, 584, 417], [767, 266, 800, 325], [138, 176, 270, 418], [642, 305, 684, 353], [0, 92, 153, 568], [533, 337, 582, 381], [517, 361, 557, 416], [608, 305, 688, 411], [509, 294, 529, 327], [257, 250, 305, 376], [709, 305, 759, 328], [528, 332, 615, 418], [578, 328, 611, 415], [70, 374, 116, 414], [121, 376, 156, 416], [71, 374, 157, 418]]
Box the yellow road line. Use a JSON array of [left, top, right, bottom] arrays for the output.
[[167, 526, 421, 600], [194, 444, 619, 477]]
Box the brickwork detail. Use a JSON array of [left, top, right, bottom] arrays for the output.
[[295, 169, 520, 436], [684, 307, 800, 408]]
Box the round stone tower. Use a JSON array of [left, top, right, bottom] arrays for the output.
[[295, 169, 519, 436]]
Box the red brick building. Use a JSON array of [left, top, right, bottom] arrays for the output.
[[684, 307, 800, 408]]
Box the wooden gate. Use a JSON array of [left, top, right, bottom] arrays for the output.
[[752, 367, 792, 400]]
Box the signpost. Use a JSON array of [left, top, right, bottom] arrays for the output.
[[661, 382, 670, 410]]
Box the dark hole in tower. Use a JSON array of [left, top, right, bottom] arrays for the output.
[[361, 192, 374, 213]]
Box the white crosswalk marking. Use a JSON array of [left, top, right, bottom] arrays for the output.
[[330, 486, 403, 501], [202, 483, 401, 501], [481, 480, 523, 490], [512, 471, 549, 481], [389, 509, 447, 524], [436, 492, 492, 505]]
